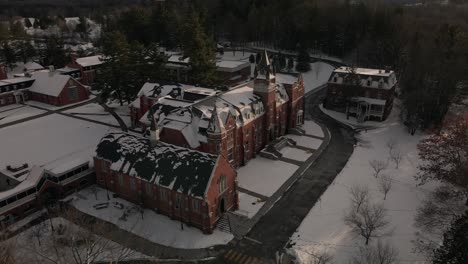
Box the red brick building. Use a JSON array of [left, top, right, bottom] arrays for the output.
[[67, 55, 104, 86], [134, 51, 305, 168], [28, 71, 90, 106], [94, 132, 238, 234], [0, 161, 94, 228], [325, 67, 398, 122]]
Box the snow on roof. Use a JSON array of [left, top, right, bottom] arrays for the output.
[[6, 61, 44, 78], [219, 85, 264, 125], [76, 55, 104, 67], [275, 84, 290, 106], [276, 73, 298, 85], [351, 97, 387, 106], [28, 71, 71, 97], [96, 133, 218, 198], [0, 166, 43, 201], [334, 67, 394, 77], [216, 60, 250, 73], [137, 82, 183, 99], [57, 66, 81, 73], [23, 62, 44, 71], [168, 55, 190, 64], [0, 77, 33, 85]]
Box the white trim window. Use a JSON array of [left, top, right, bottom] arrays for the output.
[[296, 110, 304, 125]]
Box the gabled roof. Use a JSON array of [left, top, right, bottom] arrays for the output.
[[95, 133, 218, 198], [137, 82, 183, 99], [207, 105, 224, 134], [76, 55, 104, 67], [28, 71, 72, 97]]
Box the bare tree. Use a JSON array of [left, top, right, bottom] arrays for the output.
[[351, 240, 399, 264], [89, 185, 99, 200], [378, 174, 393, 200], [386, 139, 396, 155], [369, 160, 388, 178], [350, 184, 370, 212], [20, 209, 136, 264], [28, 221, 46, 246], [344, 201, 390, 245], [303, 248, 333, 264], [0, 232, 16, 264], [389, 148, 403, 169]]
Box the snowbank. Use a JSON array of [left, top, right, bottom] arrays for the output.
[[289, 105, 436, 263], [71, 186, 233, 249]]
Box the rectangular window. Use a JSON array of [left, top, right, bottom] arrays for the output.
[[192, 199, 199, 213], [145, 183, 152, 195], [160, 189, 167, 201], [218, 175, 227, 194], [118, 173, 124, 186], [101, 163, 108, 173], [68, 86, 78, 100], [175, 194, 182, 209], [228, 148, 234, 161], [130, 178, 136, 190]]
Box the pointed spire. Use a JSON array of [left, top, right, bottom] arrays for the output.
[[207, 104, 223, 134], [255, 50, 275, 80]]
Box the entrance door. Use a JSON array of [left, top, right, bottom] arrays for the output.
[[15, 94, 24, 104], [219, 197, 226, 214]]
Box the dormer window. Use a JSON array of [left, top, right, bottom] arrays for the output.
[[367, 80, 371, 86], [333, 77, 338, 82]]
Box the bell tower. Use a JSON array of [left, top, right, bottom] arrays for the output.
[[254, 50, 277, 143]]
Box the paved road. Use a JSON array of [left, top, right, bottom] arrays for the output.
[[209, 88, 355, 264]]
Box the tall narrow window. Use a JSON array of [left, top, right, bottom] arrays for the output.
[[130, 178, 136, 190], [192, 199, 199, 213], [68, 86, 78, 100], [118, 173, 124, 186], [218, 175, 227, 194]]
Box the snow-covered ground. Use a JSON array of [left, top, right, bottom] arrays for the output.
[[302, 120, 324, 138], [64, 102, 131, 127], [289, 104, 436, 263], [235, 192, 265, 218], [70, 186, 233, 249], [7, 217, 147, 264], [25, 96, 95, 111], [237, 158, 299, 197], [302, 62, 335, 94], [0, 105, 46, 125], [280, 147, 312, 162], [319, 104, 384, 129], [286, 135, 323, 150], [0, 113, 115, 169]]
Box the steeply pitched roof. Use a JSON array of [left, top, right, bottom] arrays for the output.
[[95, 133, 218, 198], [255, 50, 275, 80], [28, 71, 72, 97]]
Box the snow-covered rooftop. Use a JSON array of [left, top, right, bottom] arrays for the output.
[[276, 73, 299, 85], [28, 71, 71, 97], [334, 66, 394, 77], [96, 133, 218, 198], [216, 60, 250, 73], [75, 55, 104, 67]]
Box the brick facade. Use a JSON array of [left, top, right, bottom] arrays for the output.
[[94, 154, 238, 234]]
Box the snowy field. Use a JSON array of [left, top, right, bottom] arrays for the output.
[[7, 217, 147, 264], [64, 102, 131, 127], [24, 96, 95, 111], [0, 104, 46, 125], [0, 113, 115, 169], [280, 147, 312, 162], [237, 157, 299, 197], [70, 186, 233, 249], [303, 62, 336, 94], [235, 192, 265, 218], [286, 135, 323, 150], [302, 120, 325, 138], [289, 104, 436, 263]]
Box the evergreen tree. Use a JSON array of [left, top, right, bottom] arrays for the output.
[[42, 36, 67, 68], [296, 47, 311, 72], [179, 12, 218, 87], [24, 18, 32, 29], [433, 211, 468, 264], [287, 56, 294, 72], [249, 54, 255, 64], [96, 32, 166, 105], [75, 16, 89, 40], [17, 41, 37, 63], [10, 21, 26, 38], [1, 42, 16, 69]]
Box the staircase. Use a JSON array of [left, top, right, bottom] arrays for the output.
[[217, 214, 232, 233]]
